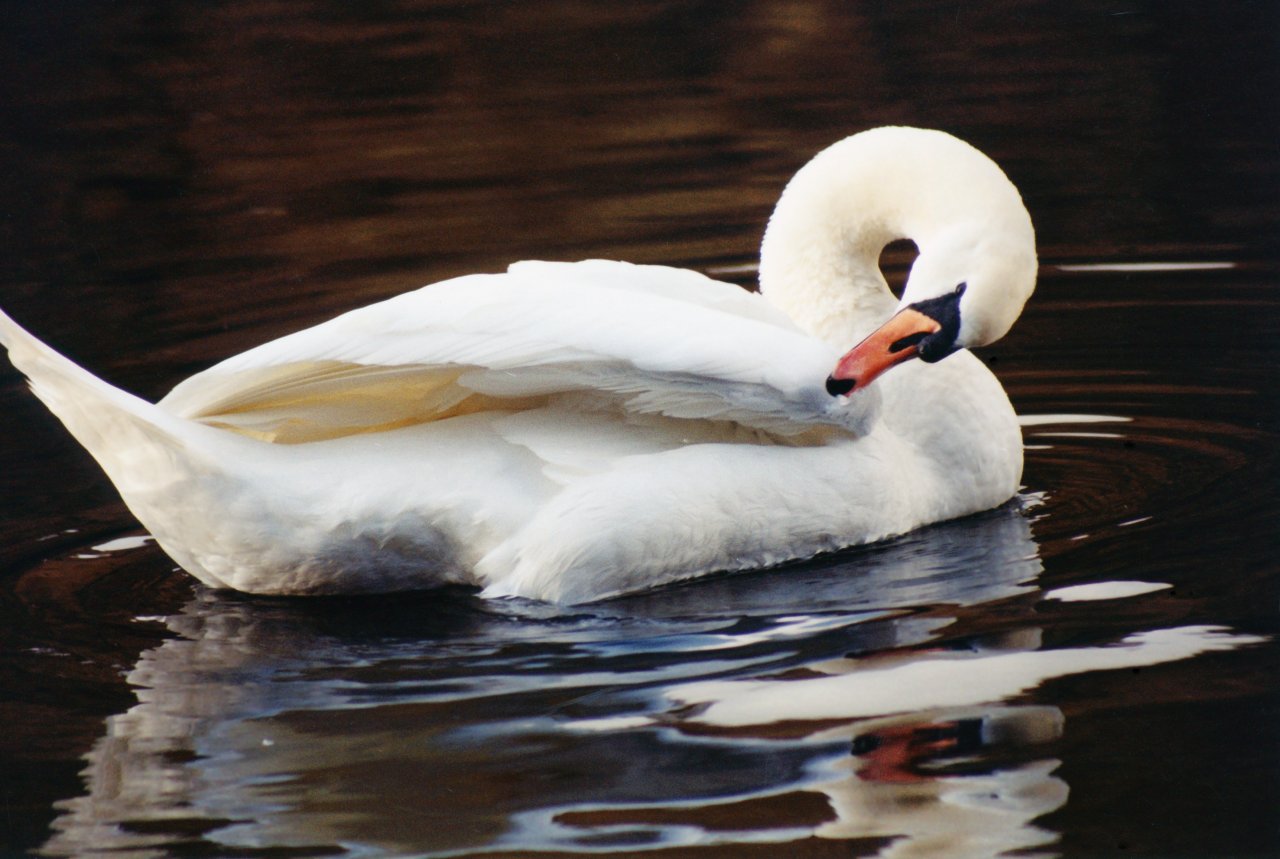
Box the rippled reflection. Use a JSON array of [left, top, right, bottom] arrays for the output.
[[39, 503, 1262, 857]]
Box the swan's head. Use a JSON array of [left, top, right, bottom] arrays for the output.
[[823, 141, 1037, 396], [758, 126, 1036, 396]]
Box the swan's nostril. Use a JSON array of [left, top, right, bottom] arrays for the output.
[[826, 375, 856, 397], [888, 331, 929, 354]]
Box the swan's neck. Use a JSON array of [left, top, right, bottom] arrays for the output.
[[757, 175, 901, 347], [757, 127, 1032, 349]]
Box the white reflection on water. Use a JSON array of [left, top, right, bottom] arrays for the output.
[[1053, 261, 1236, 273], [668, 626, 1254, 726], [1043, 580, 1171, 602], [90, 536, 157, 553], [39, 503, 1262, 857]]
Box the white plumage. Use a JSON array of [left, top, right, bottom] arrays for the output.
[[0, 127, 1036, 603]]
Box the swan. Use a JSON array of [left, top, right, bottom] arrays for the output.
[[0, 126, 1036, 603]]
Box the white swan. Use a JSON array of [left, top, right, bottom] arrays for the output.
[[0, 127, 1036, 603]]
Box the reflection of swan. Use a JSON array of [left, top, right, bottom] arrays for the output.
[[0, 127, 1037, 602], [42, 505, 1045, 857], [814, 707, 1070, 858], [38, 501, 1264, 858], [499, 706, 1070, 859]]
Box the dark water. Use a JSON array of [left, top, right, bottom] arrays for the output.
[[1, 2, 1277, 856]]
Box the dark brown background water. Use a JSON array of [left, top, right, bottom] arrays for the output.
[[1, 2, 1277, 856]]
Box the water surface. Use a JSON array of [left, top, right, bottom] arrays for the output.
[[1, 2, 1276, 856]]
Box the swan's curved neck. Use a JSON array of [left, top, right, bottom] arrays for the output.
[[757, 127, 1032, 348]]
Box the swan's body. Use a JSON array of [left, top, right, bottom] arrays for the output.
[[0, 127, 1036, 603]]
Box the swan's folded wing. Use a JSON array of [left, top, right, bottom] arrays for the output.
[[159, 260, 864, 443]]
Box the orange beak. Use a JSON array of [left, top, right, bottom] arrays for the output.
[[826, 307, 941, 396]]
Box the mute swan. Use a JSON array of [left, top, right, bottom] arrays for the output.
[[0, 126, 1036, 603]]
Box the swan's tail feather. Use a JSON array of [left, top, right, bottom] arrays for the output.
[[0, 308, 246, 589], [0, 310, 470, 595], [0, 308, 198, 478]]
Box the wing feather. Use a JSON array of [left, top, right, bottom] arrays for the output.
[[159, 260, 864, 442]]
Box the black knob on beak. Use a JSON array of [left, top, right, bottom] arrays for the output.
[[826, 375, 856, 397]]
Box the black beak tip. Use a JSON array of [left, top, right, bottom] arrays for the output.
[[826, 374, 856, 397]]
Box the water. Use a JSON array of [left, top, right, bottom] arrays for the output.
[[1, 2, 1277, 856]]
